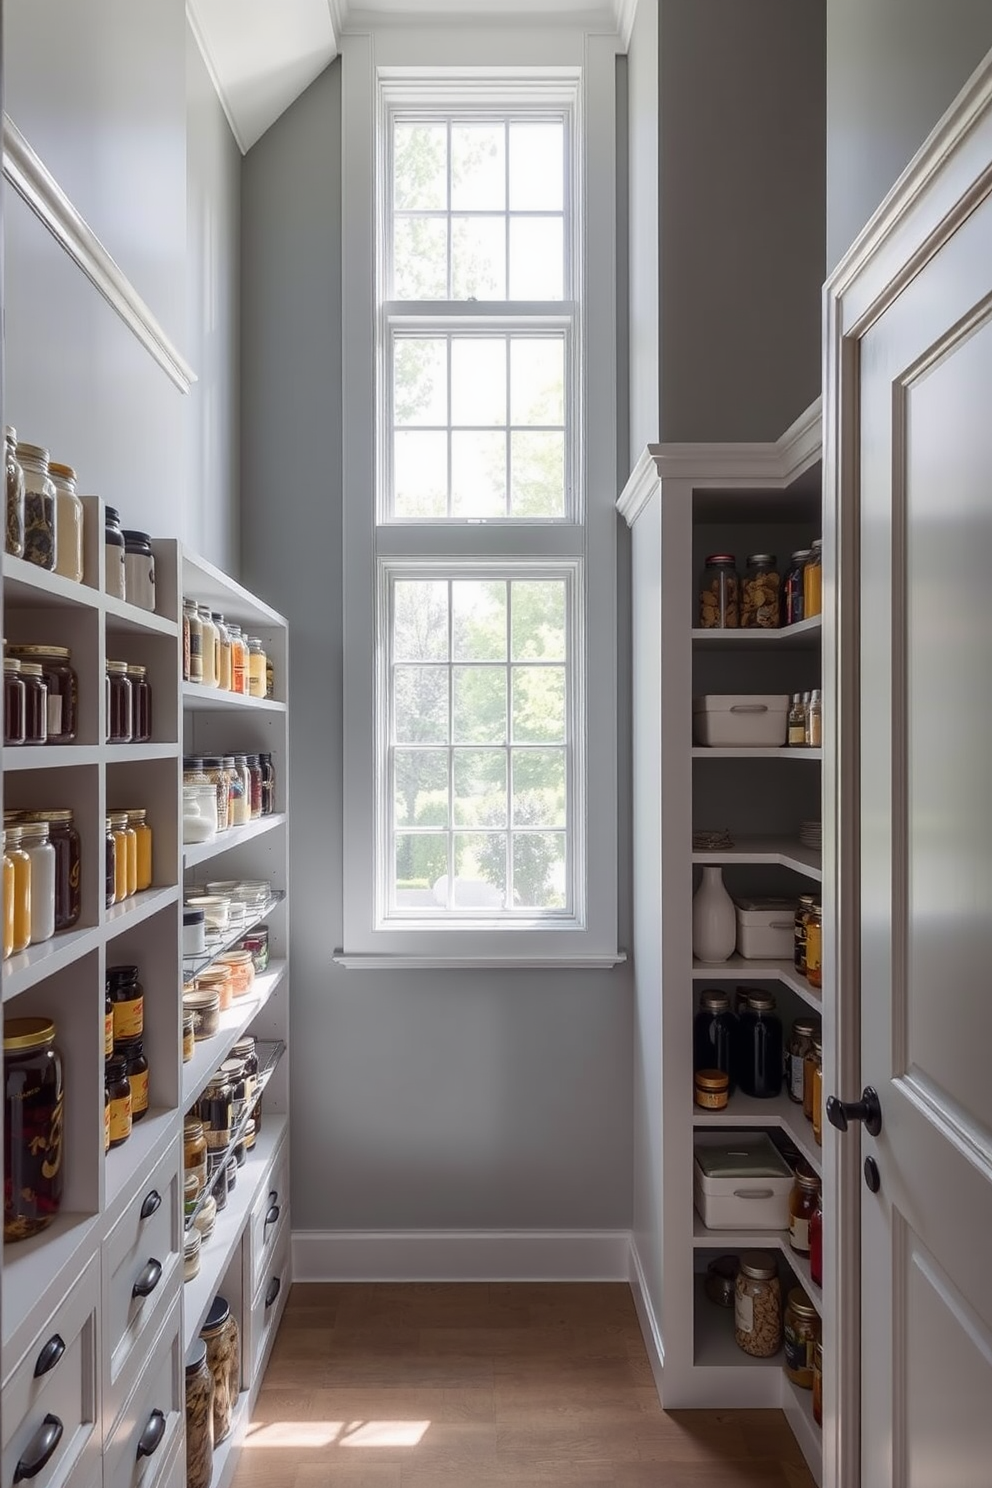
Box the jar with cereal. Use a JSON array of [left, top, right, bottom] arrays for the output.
[[734, 1250, 782, 1358], [740, 553, 781, 628], [698, 554, 739, 629]]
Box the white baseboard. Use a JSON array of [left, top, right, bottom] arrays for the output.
[[291, 1228, 633, 1283], [628, 1238, 665, 1401]]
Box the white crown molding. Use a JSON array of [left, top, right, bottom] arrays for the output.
[[617, 395, 824, 528], [614, 0, 639, 50], [186, 0, 248, 154], [2, 115, 196, 394], [292, 1227, 633, 1281]]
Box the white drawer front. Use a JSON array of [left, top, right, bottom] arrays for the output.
[[247, 1218, 290, 1390], [1, 1252, 101, 1488], [102, 1301, 183, 1488], [102, 1145, 182, 1428], [248, 1134, 289, 1296]]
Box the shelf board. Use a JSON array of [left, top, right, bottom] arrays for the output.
[[1, 1211, 103, 1356], [692, 747, 823, 760], [691, 616, 822, 649], [692, 1274, 782, 1369], [783, 1374, 823, 1485], [182, 961, 288, 1109], [104, 884, 180, 936], [692, 1217, 823, 1315], [103, 594, 179, 637], [182, 682, 287, 715], [182, 548, 287, 628], [2, 555, 101, 611], [210, 1391, 251, 1488], [105, 1108, 179, 1211], [3, 744, 103, 770], [692, 837, 821, 881], [106, 742, 180, 764], [2, 922, 103, 1001], [691, 956, 822, 1010], [183, 1115, 288, 1350], [183, 814, 287, 868], [692, 1089, 822, 1176]]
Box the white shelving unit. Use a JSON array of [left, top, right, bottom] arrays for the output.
[[0, 536, 291, 1488], [619, 399, 827, 1484]]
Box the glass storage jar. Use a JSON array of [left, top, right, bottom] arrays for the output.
[[106, 660, 132, 743], [231, 1036, 258, 1111], [109, 813, 131, 902], [698, 554, 739, 628], [784, 1287, 820, 1388], [198, 1070, 234, 1140], [810, 1038, 824, 1145], [19, 822, 55, 944], [105, 1054, 132, 1149], [121, 530, 156, 612], [784, 548, 811, 626], [803, 1035, 821, 1123], [740, 553, 780, 628], [812, 1341, 823, 1425], [108, 964, 144, 1043], [127, 809, 152, 891], [694, 1069, 729, 1110], [105, 989, 114, 1060], [229, 623, 248, 694], [693, 988, 736, 1091], [3, 837, 15, 959], [737, 991, 783, 1099], [8, 645, 77, 743], [230, 756, 251, 827], [3, 1017, 64, 1241], [184, 1227, 202, 1281], [213, 613, 232, 690], [17, 443, 57, 571], [247, 636, 266, 697], [259, 753, 275, 815], [183, 988, 221, 1041], [803, 539, 822, 617], [201, 1296, 240, 1445], [4, 657, 25, 745], [195, 963, 234, 1013], [246, 755, 263, 819], [793, 895, 816, 976], [49, 463, 84, 583], [185, 1338, 215, 1488], [196, 607, 217, 687], [127, 665, 152, 742], [809, 1187, 823, 1286], [805, 902, 822, 988], [734, 1251, 782, 1358], [201, 757, 231, 833], [239, 925, 269, 973], [104, 506, 127, 599], [184, 599, 202, 681], [119, 1039, 149, 1121], [788, 1162, 821, 1255], [787, 1014, 819, 1103], [5, 825, 32, 954], [105, 815, 116, 907], [21, 663, 49, 745], [182, 1012, 196, 1063], [5, 427, 25, 558], [184, 1116, 208, 1194], [216, 949, 254, 998]]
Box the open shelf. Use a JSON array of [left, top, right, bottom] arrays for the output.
[[692, 1217, 823, 1313], [692, 1089, 822, 1175], [182, 961, 287, 1108], [691, 955, 821, 1010], [183, 813, 287, 868], [182, 894, 285, 980], [104, 1108, 178, 1211], [2, 922, 103, 1002], [691, 616, 822, 649], [104, 742, 179, 763], [104, 884, 181, 935], [184, 1041, 285, 1231], [3, 745, 103, 771], [692, 747, 823, 761], [691, 837, 821, 881], [2, 554, 101, 611], [692, 1274, 782, 1369], [102, 593, 179, 637], [182, 682, 286, 715]]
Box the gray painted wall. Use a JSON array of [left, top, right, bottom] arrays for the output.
[[241, 62, 634, 1236], [827, 0, 992, 272]]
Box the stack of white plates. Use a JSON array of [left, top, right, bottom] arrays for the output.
[[799, 820, 822, 850]]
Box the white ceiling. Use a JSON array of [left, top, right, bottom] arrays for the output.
[[186, 0, 636, 154]]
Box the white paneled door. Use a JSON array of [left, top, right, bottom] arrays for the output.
[[851, 178, 992, 1484]]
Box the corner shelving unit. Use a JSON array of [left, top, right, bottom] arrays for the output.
[[0, 533, 291, 1488], [619, 399, 827, 1485]]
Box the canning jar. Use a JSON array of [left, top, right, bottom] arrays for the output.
[[4, 657, 25, 744], [806, 688, 823, 749], [2, 838, 14, 959], [49, 463, 84, 583], [810, 1038, 823, 1145], [184, 1116, 208, 1194], [784, 549, 811, 626], [794, 895, 816, 976], [119, 1039, 149, 1121], [247, 636, 266, 697], [195, 963, 234, 1013], [185, 1338, 215, 1488], [809, 1187, 823, 1287], [5, 825, 32, 953], [108, 964, 144, 1043], [805, 903, 822, 988], [228, 624, 247, 694], [3, 1017, 64, 1240], [265, 654, 274, 698], [17, 443, 57, 571], [246, 755, 263, 819], [239, 926, 268, 973], [784, 1287, 820, 1388], [201, 757, 231, 834], [230, 756, 251, 827], [803, 1036, 821, 1124], [698, 554, 739, 629], [9, 645, 77, 743], [803, 539, 822, 617], [258, 753, 275, 816], [184, 599, 202, 682], [122, 530, 156, 612], [787, 1014, 819, 1103], [127, 665, 152, 743], [105, 989, 114, 1059], [737, 991, 783, 1099], [105, 816, 116, 907], [693, 988, 736, 1091], [5, 427, 25, 558], [182, 1012, 196, 1063], [184, 1227, 202, 1282], [109, 813, 132, 902], [105, 507, 127, 599], [201, 1296, 240, 1445], [213, 613, 232, 690], [197, 606, 217, 688], [812, 1341, 823, 1424], [198, 1070, 234, 1144], [19, 822, 55, 944], [231, 1036, 258, 1110], [105, 1054, 132, 1149], [21, 663, 49, 745], [740, 553, 780, 628], [734, 1251, 781, 1358], [106, 660, 133, 743], [216, 949, 254, 998], [788, 1162, 821, 1255], [183, 988, 221, 1042], [694, 1069, 729, 1110], [128, 809, 153, 891]]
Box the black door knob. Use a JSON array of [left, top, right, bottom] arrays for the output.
[[826, 1085, 882, 1137]]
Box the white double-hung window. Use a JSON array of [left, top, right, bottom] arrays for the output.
[[340, 33, 621, 968]]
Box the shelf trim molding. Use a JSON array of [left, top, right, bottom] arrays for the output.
[[2, 114, 197, 394], [292, 1227, 633, 1282]]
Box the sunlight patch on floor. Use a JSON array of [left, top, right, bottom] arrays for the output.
[[245, 1420, 431, 1449]]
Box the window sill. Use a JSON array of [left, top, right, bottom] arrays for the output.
[[333, 951, 628, 970]]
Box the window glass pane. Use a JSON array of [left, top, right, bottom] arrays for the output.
[[451, 339, 506, 427], [453, 832, 507, 907], [511, 580, 566, 661], [509, 217, 563, 299], [394, 748, 449, 827], [394, 338, 448, 426], [510, 430, 564, 518], [453, 665, 507, 744], [512, 748, 566, 827], [394, 580, 449, 662], [393, 123, 447, 211], [394, 430, 448, 518], [453, 749, 507, 826], [451, 431, 506, 518], [510, 338, 564, 426], [511, 665, 565, 743], [394, 833, 448, 907], [452, 580, 506, 661], [395, 665, 448, 743], [509, 123, 563, 211], [451, 123, 506, 210], [512, 832, 566, 908], [451, 216, 506, 299], [394, 217, 448, 299]]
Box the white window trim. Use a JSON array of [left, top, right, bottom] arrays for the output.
[[339, 26, 624, 969]]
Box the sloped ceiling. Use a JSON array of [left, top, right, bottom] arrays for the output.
[[186, 0, 637, 153]]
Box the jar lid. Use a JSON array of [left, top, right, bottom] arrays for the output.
[[20, 663, 44, 677], [195, 967, 232, 986], [185, 1337, 208, 1372], [48, 462, 77, 482], [698, 990, 730, 1014], [704, 553, 736, 565], [4, 825, 23, 847], [811, 538, 822, 550], [16, 442, 49, 463], [107, 965, 141, 991], [222, 756, 237, 767], [19, 822, 50, 841], [184, 1229, 202, 1259], [8, 644, 71, 659], [212, 611, 225, 622], [743, 991, 777, 1012], [183, 909, 206, 926], [4, 1016, 56, 1051], [109, 813, 130, 827], [106, 660, 129, 674], [105, 506, 121, 525], [232, 1036, 256, 1054], [105, 1054, 127, 1080], [205, 1070, 233, 1089], [121, 529, 152, 546], [126, 664, 147, 678], [792, 1016, 819, 1036], [739, 1250, 778, 1281], [219, 1058, 242, 1077], [202, 1295, 230, 1333], [3, 657, 21, 673], [217, 950, 253, 965], [184, 1115, 205, 1138], [694, 1069, 729, 1091], [708, 1254, 739, 1282], [787, 1286, 818, 1319], [184, 1171, 199, 1197], [201, 756, 226, 768], [125, 809, 147, 822], [184, 988, 222, 1011], [745, 553, 776, 565], [4, 424, 16, 443], [183, 757, 206, 768], [791, 549, 812, 561], [794, 1161, 820, 1191], [812, 1038, 822, 1054]]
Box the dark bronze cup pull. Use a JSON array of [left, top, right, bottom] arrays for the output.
[[14, 1415, 63, 1481], [136, 1408, 167, 1459], [33, 1334, 65, 1378], [132, 1258, 163, 1299]]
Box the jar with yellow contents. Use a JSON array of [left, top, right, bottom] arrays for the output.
[[127, 809, 153, 891], [3, 832, 16, 959], [109, 812, 134, 901], [4, 822, 32, 953]]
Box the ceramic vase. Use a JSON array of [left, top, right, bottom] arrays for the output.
[[692, 865, 736, 963]]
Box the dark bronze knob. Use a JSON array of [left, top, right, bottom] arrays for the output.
[[826, 1085, 882, 1137]]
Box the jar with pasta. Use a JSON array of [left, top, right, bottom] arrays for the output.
[[17, 442, 56, 571], [5, 427, 25, 558], [734, 1250, 782, 1358]]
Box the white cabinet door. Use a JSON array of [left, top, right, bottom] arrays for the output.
[[854, 181, 992, 1486]]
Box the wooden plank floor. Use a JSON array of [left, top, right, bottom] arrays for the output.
[[230, 1283, 817, 1488]]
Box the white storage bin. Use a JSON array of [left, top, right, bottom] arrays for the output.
[[692, 694, 789, 747], [693, 1131, 793, 1231], [734, 896, 797, 959]]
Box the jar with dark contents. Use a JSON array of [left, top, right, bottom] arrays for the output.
[[201, 1296, 240, 1445], [106, 661, 132, 743], [8, 645, 77, 743], [127, 665, 152, 743], [17, 443, 56, 571], [247, 755, 263, 819], [104, 506, 126, 600], [185, 1338, 215, 1488], [105, 816, 116, 908], [231, 1036, 258, 1114], [105, 1055, 132, 1149], [107, 965, 144, 1043], [104, 988, 114, 1059], [21, 663, 48, 745], [4, 1017, 64, 1241], [737, 991, 784, 1099], [184, 1117, 208, 1196], [118, 1039, 149, 1121], [4, 657, 25, 745], [258, 753, 275, 815], [198, 1071, 234, 1142], [5, 427, 25, 558]]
